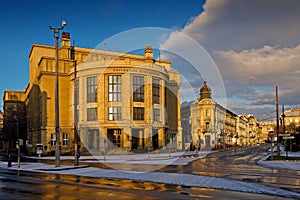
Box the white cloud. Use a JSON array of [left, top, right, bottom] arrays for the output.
[[215, 45, 300, 108], [161, 0, 300, 116], [215, 44, 300, 84]]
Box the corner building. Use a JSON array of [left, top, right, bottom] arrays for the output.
[[77, 46, 182, 154], [17, 32, 182, 155], [190, 81, 237, 149], [188, 81, 262, 150]]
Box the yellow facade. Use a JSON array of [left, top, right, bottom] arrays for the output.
[[190, 82, 230, 149], [189, 81, 261, 149], [77, 58, 181, 154], [284, 108, 300, 130], [4, 32, 182, 155], [260, 120, 275, 142]]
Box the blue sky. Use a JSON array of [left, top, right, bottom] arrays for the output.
[[0, 0, 204, 107], [1, 0, 300, 120]]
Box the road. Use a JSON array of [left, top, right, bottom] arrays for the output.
[[0, 167, 292, 200], [158, 144, 300, 194], [0, 156, 179, 200], [1, 145, 299, 199]]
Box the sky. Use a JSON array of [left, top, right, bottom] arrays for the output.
[[1, 0, 300, 121]]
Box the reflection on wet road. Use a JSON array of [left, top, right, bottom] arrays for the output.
[[1, 145, 299, 199], [159, 145, 300, 194], [0, 168, 292, 200]]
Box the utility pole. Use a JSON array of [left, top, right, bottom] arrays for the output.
[[282, 105, 285, 135], [49, 20, 67, 167], [276, 86, 280, 157]]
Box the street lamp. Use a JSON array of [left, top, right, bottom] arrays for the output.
[[12, 105, 21, 168], [13, 115, 20, 168], [49, 20, 66, 167]]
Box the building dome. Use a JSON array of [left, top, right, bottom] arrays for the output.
[[199, 81, 211, 100]]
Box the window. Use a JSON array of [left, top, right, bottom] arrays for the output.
[[87, 76, 97, 103], [206, 109, 210, 117], [50, 133, 56, 146], [133, 107, 144, 120], [153, 108, 160, 122], [108, 107, 122, 120], [206, 122, 210, 130], [62, 133, 69, 146], [152, 77, 160, 104], [87, 107, 97, 121], [133, 76, 144, 102], [108, 75, 121, 101]]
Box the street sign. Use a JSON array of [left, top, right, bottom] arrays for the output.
[[278, 134, 290, 137], [283, 136, 295, 140], [268, 131, 275, 137]]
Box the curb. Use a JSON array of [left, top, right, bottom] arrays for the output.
[[37, 165, 89, 171]]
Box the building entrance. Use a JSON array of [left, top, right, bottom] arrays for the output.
[[152, 129, 159, 149], [107, 129, 122, 148]]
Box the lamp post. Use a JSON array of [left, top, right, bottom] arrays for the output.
[[12, 105, 20, 168], [49, 20, 66, 167], [13, 115, 20, 168]]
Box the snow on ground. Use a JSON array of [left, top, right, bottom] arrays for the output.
[[257, 150, 300, 171], [1, 161, 300, 199], [1, 149, 299, 199]]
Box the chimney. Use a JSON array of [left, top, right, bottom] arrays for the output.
[[144, 45, 153, 59], [61, 32, 70, 47]]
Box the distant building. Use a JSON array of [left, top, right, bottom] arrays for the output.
[[182, 81, 262, 150], [282, 107, 300, 150], [260, 120, 276, 142], [240, 114, 261, 145], [236, 115, 249, 146], [2, 32, 182, 155], [181, 101, 193, 149], [283, 107, 300, 133]]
